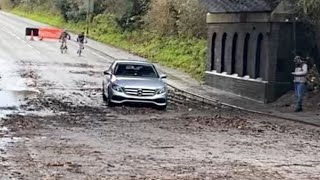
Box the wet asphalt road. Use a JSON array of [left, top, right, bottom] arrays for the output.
[[0, 11, 114, 110], [0, 12, 320, 180]]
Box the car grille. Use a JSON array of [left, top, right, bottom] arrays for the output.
[[124, 88, 156, 96]]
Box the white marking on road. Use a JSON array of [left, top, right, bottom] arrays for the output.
[[90, 51, 108, 60], [0, 15, 42, 55], [26, 44, 41, 54], [9, 32, 15, 37]]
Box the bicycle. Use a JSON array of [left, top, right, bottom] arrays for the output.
[[77, 42, 84, 56], [60, 39, 68, 54], [77, 39, 87, 56]]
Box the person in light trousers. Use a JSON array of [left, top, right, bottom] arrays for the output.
[[292, 56, 308, 112]]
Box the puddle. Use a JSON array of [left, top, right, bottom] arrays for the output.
[[0, 137, 21, 156], [18, 109, 60, 117], [0, 90, 39, 118], [0, 90, 37, 108], [0, 127, 9, 132], [0, 138, 15, 148]]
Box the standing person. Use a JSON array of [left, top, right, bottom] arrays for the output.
[[292, 56, 308, 112]]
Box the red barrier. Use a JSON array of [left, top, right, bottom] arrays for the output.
[[39, 27, 63, 40]]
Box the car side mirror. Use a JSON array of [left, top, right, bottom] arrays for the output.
[[160, 74, 167, 79], [103, 70, 110, 75]]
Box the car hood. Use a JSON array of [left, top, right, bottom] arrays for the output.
[[114, 77, 165, 89]]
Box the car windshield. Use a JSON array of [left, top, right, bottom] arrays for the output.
[[114, 63, 159, 78]]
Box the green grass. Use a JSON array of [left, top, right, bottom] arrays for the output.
[[12, 9, 64, 26], [11, 8, 207, 80]]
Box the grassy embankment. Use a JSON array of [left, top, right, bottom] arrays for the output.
[[12, 8, 207, 80]]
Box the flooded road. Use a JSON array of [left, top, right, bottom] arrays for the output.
[[0, 11, 319, 180], [0, 90, 38, 108]]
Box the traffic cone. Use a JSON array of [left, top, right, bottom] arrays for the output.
[[30, 30, 34, 41]]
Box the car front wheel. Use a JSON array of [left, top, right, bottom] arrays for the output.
[[155, 104, 167, 110], [102, 87, 114, 107]]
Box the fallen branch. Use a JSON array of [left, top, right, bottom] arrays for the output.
[[151, 146, 175, 149], [275, 163, 314, 167]]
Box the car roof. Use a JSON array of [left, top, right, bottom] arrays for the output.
[[114, 59, 152, 65]]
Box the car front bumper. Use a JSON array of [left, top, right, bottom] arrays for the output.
[[107, 88, 168, 106]]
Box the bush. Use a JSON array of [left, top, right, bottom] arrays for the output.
[[174, 0, 207, 38], [115, 0, 150, 31], [143, 0, 178, 36], [307, 65, 320, 91], [143, 0, 207, 38], [0, 0, 21, 9], [54, 0, 86, 22], [91, 13, 121, 35], [0, 0, 12, 9], [306, 57, 320, 91], [297, 0, 320, 23]]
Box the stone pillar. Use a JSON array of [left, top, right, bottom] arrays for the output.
[[263, 32, 271, 81], [236, 33, 245, 76], [215, 33, 223, 73], [225, 33, 233, 74], [206, 32, 214, 71], [267, 24, 280, 82], [259, 33, 267, 80]]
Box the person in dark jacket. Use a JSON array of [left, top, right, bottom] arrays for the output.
[[76, 32, 87, 54], [59, 30, 71, 51]]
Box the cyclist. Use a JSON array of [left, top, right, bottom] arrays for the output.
[[59, 29, 71, 52], [76, 32, 87, 55]]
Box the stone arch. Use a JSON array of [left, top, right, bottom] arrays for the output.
[[221, 33, 227, 72], [211, 33, 217, 71], [243, 33, 250, 76], [255, 33, 263, 78], [231, 33, 238, 74]]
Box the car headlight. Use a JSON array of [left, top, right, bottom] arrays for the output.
[[111, 84, 123, 92], [156, 87, 167, 94]]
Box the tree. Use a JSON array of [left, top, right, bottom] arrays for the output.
[[144, 0, 178, 36], [54, 0, 86, 22], [144, 0, 206, 38], [174, 0, 207, 38], [298, 0, 320, 22], [115, 0, 151, 31]]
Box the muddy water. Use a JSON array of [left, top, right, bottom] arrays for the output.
[[0, 90, 37, 154], [0, 90, 38, 158], [0, 90, 38, 114], [0, 91, 25, 109], [0, 55, 40, 116]]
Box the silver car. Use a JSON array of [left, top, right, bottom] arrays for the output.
[[102, 60, 168, 110]]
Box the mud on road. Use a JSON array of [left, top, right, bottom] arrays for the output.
[[0, 62, 320, 180]]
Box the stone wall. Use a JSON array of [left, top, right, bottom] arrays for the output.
[[206, 22, 275, 81], [205, 13, 295, 103], [205, 72, 291, 103]]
